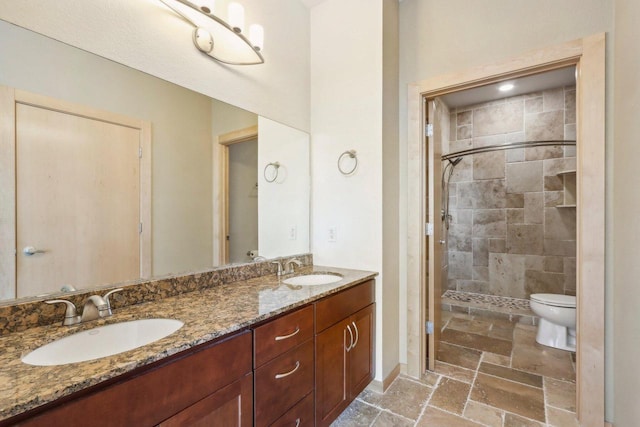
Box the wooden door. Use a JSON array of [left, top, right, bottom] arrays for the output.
[[348, 304, 375, 400], [427, 98, 448, 370], [315, 318, 350, 427], [0, 87, 151, 299]]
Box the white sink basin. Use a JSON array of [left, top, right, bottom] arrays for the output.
[[22, 318, 184, 366], [283, 273, 343, 286]]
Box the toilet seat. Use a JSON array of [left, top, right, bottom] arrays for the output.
[[530, 293, 576, 308]]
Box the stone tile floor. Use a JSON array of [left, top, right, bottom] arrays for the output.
[[332, 312, 577, 426]]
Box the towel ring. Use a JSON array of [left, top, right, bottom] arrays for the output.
[[338, 150, 358, 175], [264, 161, 280, 183]]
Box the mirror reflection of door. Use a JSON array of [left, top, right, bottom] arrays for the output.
[[0, 87, 151, 299], [228, 138, 258, 264]]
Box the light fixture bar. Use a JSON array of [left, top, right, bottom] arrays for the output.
[[158, 0, 264, 65]]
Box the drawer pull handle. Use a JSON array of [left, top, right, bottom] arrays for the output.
[[295, 418, 301, 427], [345, 325, 354, 352], [275, 361, 300, 379], [275, 326, 300, 341], [351, 321, 359, 348]]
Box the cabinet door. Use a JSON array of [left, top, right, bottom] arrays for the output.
[[349, 303, 375, 400], [315, 318, 350, 427], [157, 373, 253, 427]]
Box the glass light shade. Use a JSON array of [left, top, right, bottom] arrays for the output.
[[228, 2, 245, 33], [159, 0, 264, 65], [249, 24, 264, 51]]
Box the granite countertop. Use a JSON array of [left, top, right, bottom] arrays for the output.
[[0, 265, 376, 421]]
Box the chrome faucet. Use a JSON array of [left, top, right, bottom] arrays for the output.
[[284, 258, 303, 275], [46, 288, 123, 326], [271, 260, 284, 277]]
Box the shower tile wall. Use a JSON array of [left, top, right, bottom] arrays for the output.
[[445, 86, 576, 299]]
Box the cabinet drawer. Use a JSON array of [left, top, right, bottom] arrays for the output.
[[270, 392, 314, 427], [254, 340, 314, 427], [254, 305, 314, 368], [315, 280, 375, 332]]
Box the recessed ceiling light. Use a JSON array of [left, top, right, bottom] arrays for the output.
[[498, 83, 515, 92]]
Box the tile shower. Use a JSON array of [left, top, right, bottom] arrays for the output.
[[442, 86, 576, 317]]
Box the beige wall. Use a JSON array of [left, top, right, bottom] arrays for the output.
[[613, 0, 640, 424], [310, 0, 401, 383], [0, 0, 310, 131], [398, 0, 614, 419]]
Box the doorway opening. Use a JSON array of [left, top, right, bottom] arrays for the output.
[[407, 34, 605, 425]]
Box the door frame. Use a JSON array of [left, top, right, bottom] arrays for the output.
[[214, 124, 258, 265], [0, 86, 152, 299], [406, 33, 605, 425]]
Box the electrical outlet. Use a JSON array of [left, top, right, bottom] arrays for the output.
[[328, 226, 337, 242], [288, 225, 297, 240]]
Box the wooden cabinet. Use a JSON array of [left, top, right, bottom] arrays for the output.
[[7, 280, 376, 427], [253, 305, 315, 427], [157, 373, 253, 427], [14, 331, 253, 427], [315, 280, 375, 427]]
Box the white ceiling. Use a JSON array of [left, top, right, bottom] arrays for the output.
[[441, 67, 576, 108]]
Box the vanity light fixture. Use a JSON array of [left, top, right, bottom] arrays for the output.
[[498, 83, 515, 92], [158, 0, 265, 65]]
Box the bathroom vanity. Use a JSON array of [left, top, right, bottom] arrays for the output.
[[0, 267, 376, 426]]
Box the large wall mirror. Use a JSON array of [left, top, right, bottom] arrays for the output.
[[0, 20, 310, 302]]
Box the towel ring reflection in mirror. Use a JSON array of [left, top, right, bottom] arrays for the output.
[[264, 161, 280, 183], [338, 150, 358, 175]]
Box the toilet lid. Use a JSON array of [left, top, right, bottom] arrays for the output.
[[530, 293, 576, 308]]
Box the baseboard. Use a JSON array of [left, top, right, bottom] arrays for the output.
[[367, 363, 401, 393], [605, 422, 613, 427]]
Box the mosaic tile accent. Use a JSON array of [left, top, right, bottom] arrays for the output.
[[443, 290, 531, 311], [0, 254, 313, 337]]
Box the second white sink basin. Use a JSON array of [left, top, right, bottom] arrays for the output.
[[283, 273, 343, 286], [22, 318, 184, 366]]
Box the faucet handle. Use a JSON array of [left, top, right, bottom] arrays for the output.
[[45, 299, 80, 326], [102, 288, 123, 315]]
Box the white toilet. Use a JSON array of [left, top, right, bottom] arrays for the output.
[[529, 293, 577, 352]]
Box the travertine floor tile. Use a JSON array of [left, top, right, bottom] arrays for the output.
[[447, 317, 493, 335], [463, 400, 504, 427], [428, 377, 470, 415], [416, 406, 484, 427], [478, 362, 543, 387], [367, 377, 431, 421], [371, 410, 413, 427], [442, 328, 513, 356], [331, 399, 380, 427], [544, 377, 576, 412], [438, 341, 482, 370], [546, 407, 578, 427], [482, 352, 511, 367], [471, 373, 546, 422], [503, 412, 545, 426], [435, 361, 476, 383], [511, 327, 575, 382]]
